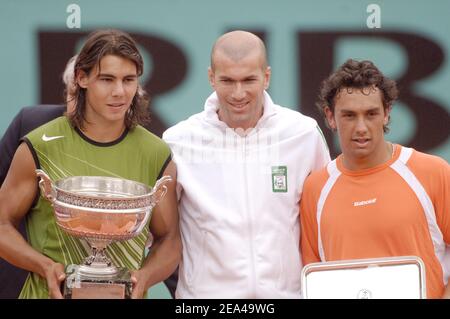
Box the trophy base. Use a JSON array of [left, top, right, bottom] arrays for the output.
[[63, 265, 132, 299]]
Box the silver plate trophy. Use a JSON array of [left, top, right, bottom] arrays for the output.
[[36, 169, 172, 299], [301, 256, 426, 299]]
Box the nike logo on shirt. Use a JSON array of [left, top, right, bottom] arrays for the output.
[[42, 134, 64, 142]]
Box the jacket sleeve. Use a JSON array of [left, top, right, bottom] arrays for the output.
[[0, 108, 25, 185], [312, 125, 331, 172]]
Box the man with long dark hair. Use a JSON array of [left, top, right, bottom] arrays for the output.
[[0, 29, 181, 299]]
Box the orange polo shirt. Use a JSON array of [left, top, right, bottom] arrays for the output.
[[300, 145, 450, 298]]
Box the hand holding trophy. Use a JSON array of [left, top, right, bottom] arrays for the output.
[[36, 169, 171, 299]]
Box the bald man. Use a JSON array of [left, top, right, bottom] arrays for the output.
[[163, 31, 330, 298]]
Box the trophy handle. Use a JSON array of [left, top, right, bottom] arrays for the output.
[[151, 175, 172, 204], [36, 169, 56, 202]]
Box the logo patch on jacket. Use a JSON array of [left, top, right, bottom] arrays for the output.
[[272, 166, 287, 192]]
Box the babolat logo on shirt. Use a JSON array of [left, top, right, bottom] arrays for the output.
[[272, 166, 287, 192]]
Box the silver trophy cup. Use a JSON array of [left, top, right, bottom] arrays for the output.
[[36, 169, 172, 299]]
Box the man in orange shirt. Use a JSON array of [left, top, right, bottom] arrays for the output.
[[300, 59, 450, 298]]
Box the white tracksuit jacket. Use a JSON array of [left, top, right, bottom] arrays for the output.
[[163, 91, 330, 298]]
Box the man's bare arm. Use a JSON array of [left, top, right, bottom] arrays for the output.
[[130, 161, 181, 298], [0, 143, 65, 298]]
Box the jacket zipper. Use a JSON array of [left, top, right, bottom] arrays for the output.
[[242, 135, 257, 297]]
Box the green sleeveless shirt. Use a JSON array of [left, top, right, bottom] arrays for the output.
[[20, 117, 171, 298]]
